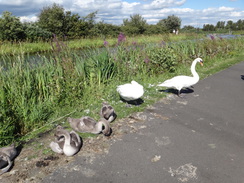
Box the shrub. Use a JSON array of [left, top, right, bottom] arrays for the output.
[[146, 46, 177, 74]]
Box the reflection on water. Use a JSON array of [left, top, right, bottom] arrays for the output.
[[207, 34, 241, 39]]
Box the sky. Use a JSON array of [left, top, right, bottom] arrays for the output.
[[0, 0, 243, 28]]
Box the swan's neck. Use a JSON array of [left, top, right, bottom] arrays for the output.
[[191, 60, 199, 79], [62, 132, 71, 146]]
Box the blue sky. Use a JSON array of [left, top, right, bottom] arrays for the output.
[[181, 0, 243, 9], [0, 0, 243, 28]]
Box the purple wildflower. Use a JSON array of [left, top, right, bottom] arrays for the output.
[[144, 56, 150, 64], [104, 40, 109, 47], [210, 34, 215, 40], [118, 32, 126, 44], [132, 41, 137, 45]]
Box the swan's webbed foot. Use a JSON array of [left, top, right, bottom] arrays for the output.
[[177, 90, 186, 98], [177, 90, 181, 97]]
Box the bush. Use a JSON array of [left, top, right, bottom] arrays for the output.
[[146, 46, 177, 74], [24, 23, 52, 42]]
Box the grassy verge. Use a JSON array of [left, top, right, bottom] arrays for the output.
[[0, 33, 205, 56], [0, 35, 244, 147]]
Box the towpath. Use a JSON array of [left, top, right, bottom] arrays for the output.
[[40, 61, 244, 183]]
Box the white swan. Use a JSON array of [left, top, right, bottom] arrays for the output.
[[50, 126, 82, 156], [157, 58, 203, 96], [117, 80, 144, 101], [67, 116, 111, 136], [0, 144, 17, 175]]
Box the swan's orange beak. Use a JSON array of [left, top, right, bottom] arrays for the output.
[[200, 62, 204, 66]]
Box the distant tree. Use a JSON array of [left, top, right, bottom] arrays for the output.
[[38, 3, 65, 36], [63, 11, 81, 38], [38, 3, 98, 38], [158, 15, 181, 33], [215, 21, 225, 29], [235, 19, 244, 30], [0, 11, 25, 41], [83, 11, 99, 37], [95, 22, 121, 37], [144, 24, 165, 35], [122, 14, 147, 35], [203, 24, 215, 31], [22, 22, 52, 42], [225, 20, 234, 30], [182, 25, 195, 31]]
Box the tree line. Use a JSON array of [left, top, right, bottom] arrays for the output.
[[202, 20, 244, 31], [182, 20, 244, 32], [0, 3, 181, 42], [0, 3, 243, 42]]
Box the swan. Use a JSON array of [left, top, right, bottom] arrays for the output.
[[157, 58, 203, 96], [117, 80, 144, 101], [50, 126, 82, 156], [100, 102, 117, 123], [67, 116, 111, 136], [0, 144, 17, 175]]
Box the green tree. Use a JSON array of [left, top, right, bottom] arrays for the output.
[[216, 21, 225, 29], [203, 24, 215, 31], [23, 22, 52, 42], [225, 20, 234, 30], [38, 3, 66, 36], [182, 25, 195, 30], [158, 15, 181, 33], [95, 22, 121, 37], [83, 11, 99, 37], [122, 14, 147, 35], [144, 24, 165, 35], [236, 19, 244, 30], [63, 11, 81, 38], [0, 11, 25, 41]]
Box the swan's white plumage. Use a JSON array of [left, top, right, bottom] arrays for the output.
[[157, 58, 203, 95], [117, 80, 144, 101]]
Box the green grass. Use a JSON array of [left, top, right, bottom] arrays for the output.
[[0, 35, 244, 147], [0, 33, 205, 56]]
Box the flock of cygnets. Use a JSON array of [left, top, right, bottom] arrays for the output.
[[50, 102, 117, 157], [0, 58, 203, 175]]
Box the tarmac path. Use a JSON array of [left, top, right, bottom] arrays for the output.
[[42, 61, 244, 183]]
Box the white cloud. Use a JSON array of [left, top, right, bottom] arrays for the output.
[[20, 16, 38, 22], [142, 0, 186, 10], [0, 0, 243, 28]]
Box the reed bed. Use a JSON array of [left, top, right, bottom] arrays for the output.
[[0, 35, 244, 146], [0, 33, 204, 56]]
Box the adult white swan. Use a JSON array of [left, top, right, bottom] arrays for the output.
[[157, 58, 203, 96], [117, 80, 144, 102]]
